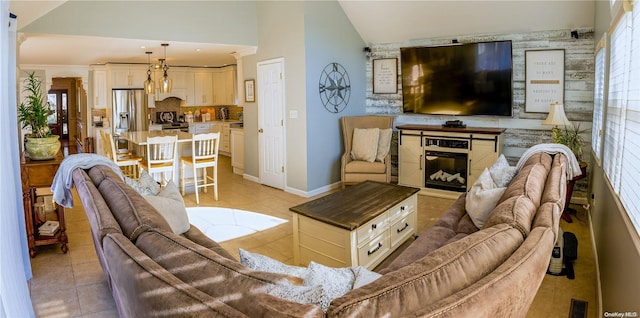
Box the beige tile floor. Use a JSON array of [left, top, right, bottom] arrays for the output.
[[28, 156, 597, 317]]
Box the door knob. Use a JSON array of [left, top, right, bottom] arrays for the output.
[[258, 128, 264, 133]]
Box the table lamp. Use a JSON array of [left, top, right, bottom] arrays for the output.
[[542, 102, 571, 142]]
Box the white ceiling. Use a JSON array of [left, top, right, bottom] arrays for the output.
[[10, 1, 595, 67]]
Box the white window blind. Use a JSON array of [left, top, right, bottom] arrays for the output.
[[620, 5, 640, 233], [592, 45, 606, 163], [604, 13, 631, 192]]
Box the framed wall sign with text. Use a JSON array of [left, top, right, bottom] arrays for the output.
[[373, 58, 398, 94], [245, 79, 255, 102], [525, 49, 565, 113]]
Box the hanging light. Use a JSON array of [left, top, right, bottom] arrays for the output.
[[160, 43, 172, 93], [143, 51, 155, 95]]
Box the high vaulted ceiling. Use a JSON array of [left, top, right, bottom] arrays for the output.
[[9, 1, 595, 67]]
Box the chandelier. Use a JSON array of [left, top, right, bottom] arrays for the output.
[[160, 43, 172, 93], [143, 51, 155, 95]]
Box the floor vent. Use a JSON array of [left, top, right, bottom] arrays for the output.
[[569, 298, 588, 318]]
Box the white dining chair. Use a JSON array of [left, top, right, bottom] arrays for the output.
[[142, 135, 178, 186], [100, 130, 142, 179], [180, 132, 220, 204]]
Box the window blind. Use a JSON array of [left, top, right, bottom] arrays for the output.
[[592, 46, 606, 163], [620, 5, 640, 233], [604, 13, 631, 192]]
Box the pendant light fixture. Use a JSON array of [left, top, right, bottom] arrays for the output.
[[143, 51, 155, 95], [160, 43, 172, 93]]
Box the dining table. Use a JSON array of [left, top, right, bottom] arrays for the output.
[[119, 130, 194, 186]]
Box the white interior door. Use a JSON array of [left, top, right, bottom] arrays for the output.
[[257, 58, 285, 189]]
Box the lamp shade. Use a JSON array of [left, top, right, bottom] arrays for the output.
[[542, 102, 570, 126]]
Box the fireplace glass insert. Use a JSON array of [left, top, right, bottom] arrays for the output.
[[424, 150, 468, 192]]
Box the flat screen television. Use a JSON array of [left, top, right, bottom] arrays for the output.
[[400, 40, 513, 117]]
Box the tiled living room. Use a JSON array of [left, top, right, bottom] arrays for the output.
[[5, 0, 640, 317]]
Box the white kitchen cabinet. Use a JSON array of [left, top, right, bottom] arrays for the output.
[[213, 66, 237, 105], [231, 128, 244, 175], [211, 123, 231, 155], [193, 71, 214, 106], [398, 133, 424, 188], [111, 66, 146, 89], [92, 70, 108, 109], [155, 68, 191, 102]]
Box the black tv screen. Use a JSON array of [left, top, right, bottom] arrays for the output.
[[400, 40, 513, 117]]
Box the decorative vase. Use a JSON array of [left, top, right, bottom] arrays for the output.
[[25, 135, 61, 160]]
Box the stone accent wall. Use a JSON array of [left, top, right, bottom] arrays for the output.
[[367, 28, 594, 198]]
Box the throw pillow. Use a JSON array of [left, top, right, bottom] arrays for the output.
[[144, 181, 191, 234], [465, 168, 507, 228], [124, 168, 161, 196], [303, 261, 356, 311], [375, 128, 393, 163], [352, 266, 382, 288], [239, 248, 308, 279], [266, 283, 324, 308], [489, 154, 517, 187], [350, 128, 380, 162]]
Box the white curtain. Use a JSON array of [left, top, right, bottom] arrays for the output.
[[0, 4, 36, 317]]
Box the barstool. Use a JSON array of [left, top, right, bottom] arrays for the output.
[[100, 130, 141, 179], [180, 132, 220, 204], [142, 135, 178, 186]]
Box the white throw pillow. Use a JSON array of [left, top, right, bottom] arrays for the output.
[[466, 168, 507, 228], [239, 248, 308, 279], [350, 128, 380, 162], [352, 266, 382, 288], [125, 169, 160, 196], [266, 283, 324, 308], [303, 262, 355, 311], [376, 128, 392, 163], [489, 154, 517, 187], [144, 181, 191, 234]]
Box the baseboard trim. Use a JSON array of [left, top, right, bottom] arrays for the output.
[[243, 173, 259, 183], [586, 205, 603, 318], [285, 181, 342, 198]]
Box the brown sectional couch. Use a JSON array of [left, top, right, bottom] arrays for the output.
[[70, 151, 566, 317]]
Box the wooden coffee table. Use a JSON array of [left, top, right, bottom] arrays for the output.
[[290, 181, 419, 269]]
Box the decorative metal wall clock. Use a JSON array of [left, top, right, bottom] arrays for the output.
[[319, 62, 351, 113]]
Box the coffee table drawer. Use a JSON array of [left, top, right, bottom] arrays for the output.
[[390, 210, 416, 247], [388, 195, 417, 223], [356, 211, 388, 244], [358, 232, 390, 269]]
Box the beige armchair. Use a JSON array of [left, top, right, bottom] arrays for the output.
[[341, 115, 394, 187]]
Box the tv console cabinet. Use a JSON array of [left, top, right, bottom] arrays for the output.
[[397, 125, 505, 199]]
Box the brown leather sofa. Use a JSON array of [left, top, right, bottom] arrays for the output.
[[70, 150, 565, 317]]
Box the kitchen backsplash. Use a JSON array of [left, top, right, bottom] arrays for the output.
[[152, 97, 243, 122]]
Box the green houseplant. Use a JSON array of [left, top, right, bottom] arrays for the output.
[[551, 123, 585, 163], [17, 72, 60, 160]]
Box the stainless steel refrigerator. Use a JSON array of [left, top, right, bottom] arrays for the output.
[[112, 89, 147, 136]]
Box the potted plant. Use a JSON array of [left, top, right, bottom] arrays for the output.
[[551, 123, 585, 163], [17, 72, 60, 160]]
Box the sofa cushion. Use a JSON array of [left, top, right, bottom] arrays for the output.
[[482, 195, 537, 238], [144, 181, 190, 235], [466, 168, 507, 228], [350, 128, 379, 162], [375, 128, 392, 163], [181, 225, 237, 261], [327, 224, 524, 317], [134, 229, 323, 316], [90, 166, 173, 241], [532, 202, 562, 242], [500, 163, 550, 207], [520, 152, 553, 171], [541, 154, 568, 205], [344, 160, 387, 173]]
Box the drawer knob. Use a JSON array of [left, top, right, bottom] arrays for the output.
[[367, 242, 383, 255], [397, 223, 409, 233], [401, 206, 405, 211], [371, 223, 377, 229]]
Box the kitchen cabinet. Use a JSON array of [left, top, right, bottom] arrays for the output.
[[213, 66, 237, 105], [211, 122, 231, 155], [193, 71, 214, 106], [92, 69, 108, 109], [231, 128, 244, 175], [155, 68, 191, 102], [111, 66, 146, 89]]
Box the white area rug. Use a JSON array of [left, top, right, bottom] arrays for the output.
[[186, 207, 287, 242]]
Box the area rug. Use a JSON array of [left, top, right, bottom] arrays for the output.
[[186, 207, 287, 242]]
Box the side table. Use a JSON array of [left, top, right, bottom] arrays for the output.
[[561, 162, 587, 223], [20, 151, 68, 257]]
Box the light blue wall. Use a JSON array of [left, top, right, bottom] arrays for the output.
[[303, 1, 366, 190], [20, 1, 258, 46]]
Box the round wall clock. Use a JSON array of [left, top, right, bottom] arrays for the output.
[[319, 62, 351, 113]]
